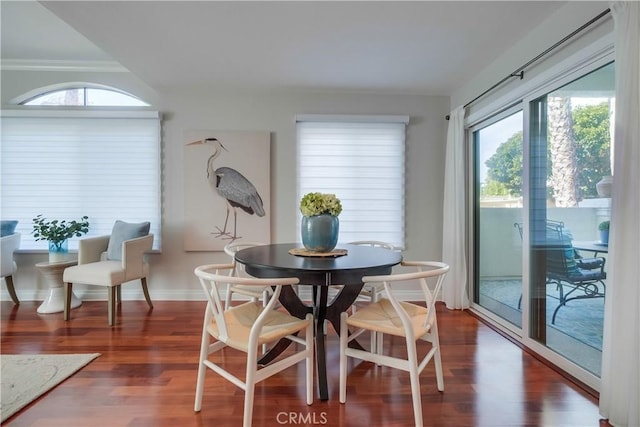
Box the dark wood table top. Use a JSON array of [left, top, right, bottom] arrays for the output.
[[235, 242, 402, 285]]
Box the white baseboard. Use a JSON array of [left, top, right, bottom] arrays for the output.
[[1, 288, 423, 303]]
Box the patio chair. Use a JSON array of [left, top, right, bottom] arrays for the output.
[[544, 220, 606, 324], [193, 263, 313, 427], [514, 220, 606, 322]]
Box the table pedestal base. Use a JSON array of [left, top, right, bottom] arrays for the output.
[[36, 260, 82, 314], [38, 287, 82, 314]]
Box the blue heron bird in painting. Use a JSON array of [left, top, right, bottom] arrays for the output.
[[188, 138, 265, 241]]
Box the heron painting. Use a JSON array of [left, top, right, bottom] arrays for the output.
[[184, 131, 270, 251]]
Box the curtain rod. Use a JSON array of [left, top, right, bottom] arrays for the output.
[[446, 8, 611, 120]]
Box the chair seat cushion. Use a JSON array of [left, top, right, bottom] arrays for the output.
[[106, 221, 151, 261], [570, 268, 607, 281], [207, 302, 311, 352], [346, 298, 432, 338], [576, 257, 604, 270], [63, 261, 148, 286]]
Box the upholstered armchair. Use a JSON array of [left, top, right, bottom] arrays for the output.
[[1, 232, 21, 304], [63, 221, 153, 326]]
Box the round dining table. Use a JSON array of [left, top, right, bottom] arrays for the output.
[[235, 242, 402, 401]]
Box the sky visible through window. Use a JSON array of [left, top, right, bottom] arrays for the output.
[[477, 111, 522, 184], [23, 88, 148, 107]]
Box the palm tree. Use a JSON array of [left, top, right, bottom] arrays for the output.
[[547, 96, 579, 207]]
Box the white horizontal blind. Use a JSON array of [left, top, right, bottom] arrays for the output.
[[1, 110, 161, 250], [297, 119, 406, 248]]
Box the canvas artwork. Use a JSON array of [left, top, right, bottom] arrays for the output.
[[184, 130, 271, 251]]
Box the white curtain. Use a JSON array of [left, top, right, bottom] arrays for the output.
[[599, 2, 640, 426], [442, 106, 469, 309]]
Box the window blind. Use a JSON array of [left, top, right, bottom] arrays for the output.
[[297, 118, 406, 248], [0, 110, 161, 250]]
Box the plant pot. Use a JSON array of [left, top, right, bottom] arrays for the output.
[[596, 175, 613, 197], [301, 214, 339, 253], [599, 229, 609, 245], [48, 239, 69, 262]]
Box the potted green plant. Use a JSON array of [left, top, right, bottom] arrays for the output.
[[598, 220, 610, 245], [32, 214, 90, 261], [299, 192, 342, 252]]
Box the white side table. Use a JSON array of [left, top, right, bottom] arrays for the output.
[[35, 260, 82, 314]]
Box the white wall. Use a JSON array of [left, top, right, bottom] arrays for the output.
[[451, 1, 612, 116], [2, 69, 450, 301]]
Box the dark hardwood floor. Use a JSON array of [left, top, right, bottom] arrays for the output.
[[1, 300, 610, 426]]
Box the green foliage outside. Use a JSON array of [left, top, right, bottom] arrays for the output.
[[573, 103, 612, 198], [484, 131, 523, 197], [483, 102, 611, 199]]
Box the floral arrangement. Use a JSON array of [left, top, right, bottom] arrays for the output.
[[32, 214, 90, 248], [299, 192, 342, 217]]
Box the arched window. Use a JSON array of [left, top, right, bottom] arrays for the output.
[[21, 86, 149, 107], [1, 84, 161, 250]]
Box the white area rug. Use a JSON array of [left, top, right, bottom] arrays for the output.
[[0, 353, 100, 422]]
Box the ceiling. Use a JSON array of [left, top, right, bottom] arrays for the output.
[[2, 1, 567, 95]]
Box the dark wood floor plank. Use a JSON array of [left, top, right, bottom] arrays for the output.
[[1, 300, 608, 426]]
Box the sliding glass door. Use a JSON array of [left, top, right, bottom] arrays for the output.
[[526, 62, 614, 376], [473, 110, 524, 329], [472, 61, 614, 380]]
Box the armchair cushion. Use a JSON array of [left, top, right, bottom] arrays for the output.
[[1, 220, 18, 237], [107, 221, 150, 261], [63, 260, 150, 287]]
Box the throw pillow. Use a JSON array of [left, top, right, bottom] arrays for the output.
[[106, 220, 150, 260], [1, 220, 18, 237]]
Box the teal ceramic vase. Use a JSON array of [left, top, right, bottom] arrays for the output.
[[48, 239, 68, 262], [301, 214, 339, 252]]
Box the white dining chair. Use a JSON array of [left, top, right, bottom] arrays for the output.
[[339, 261, 449, 427], [223, 241, 270, 309], [330, 240, 397, 354], [193, 263, 313, 427], [348, 240, 397, 303]]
